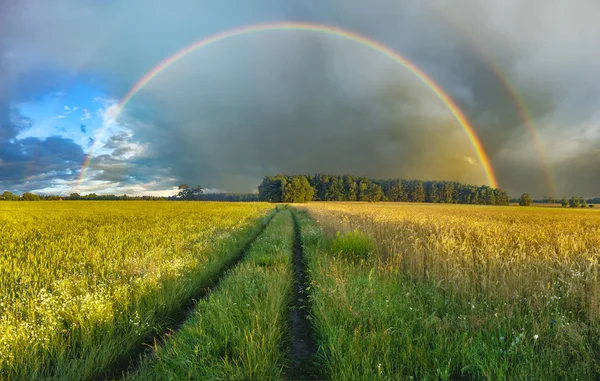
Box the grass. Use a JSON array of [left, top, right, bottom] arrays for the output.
[[0, 201, 272, 380], [295, 204, 600, 380], [130, 207, 294, 380]]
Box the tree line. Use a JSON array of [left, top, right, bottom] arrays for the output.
[[0, 189, 258, 202], [517, 194, 595, 208], [0, 191, 168, 201], [258, 174, 511, 205]]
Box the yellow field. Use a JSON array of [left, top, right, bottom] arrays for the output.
[[304, 202, 600, 319], [0, 201, 271, 375]]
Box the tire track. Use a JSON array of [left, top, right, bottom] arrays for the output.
[[286, 211, 320, 380]]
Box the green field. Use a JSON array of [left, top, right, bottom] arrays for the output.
[[1, 201, 600, 380]]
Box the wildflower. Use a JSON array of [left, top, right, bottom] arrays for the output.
[[534, 335, 539, 340]]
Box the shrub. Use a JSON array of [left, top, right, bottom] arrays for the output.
[[331, 230, 375, 262]]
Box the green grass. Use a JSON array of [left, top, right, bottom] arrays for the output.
[[331, 229, 375, 263], [294, 209, 600, 381], [130, 208, 295, 381]]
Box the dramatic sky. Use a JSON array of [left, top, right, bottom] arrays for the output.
[[0, 0, 598, 197]]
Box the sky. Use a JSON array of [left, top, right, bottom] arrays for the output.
[[0, 0, 599, 198]]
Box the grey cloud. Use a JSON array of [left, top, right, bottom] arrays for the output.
[[1, 0, 600, 196]]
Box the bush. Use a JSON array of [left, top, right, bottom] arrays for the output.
[[331, 230, 375, 262]]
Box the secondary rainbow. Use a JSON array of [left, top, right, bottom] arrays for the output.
[[425, 5, 556, 197], [78, 22, 499, 189]]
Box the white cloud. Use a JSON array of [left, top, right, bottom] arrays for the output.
[[81, 108, 92, 120], [56, 115, 66, 119]]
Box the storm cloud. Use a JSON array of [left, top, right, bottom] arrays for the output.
[[1, 0, 599, 196]]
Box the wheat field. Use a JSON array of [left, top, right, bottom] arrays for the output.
[[0, 201, 271, 379], [298, 203, 600, 379]]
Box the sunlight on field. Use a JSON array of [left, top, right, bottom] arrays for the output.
[[0, 201, 270, 376], [298, 203, 600, 379], [305, 202, 600, 316]]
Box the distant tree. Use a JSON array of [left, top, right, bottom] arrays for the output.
[[2, 191, 17, 201], [581, 199, 587, 208], [569, 196, 581, 208], [518, 193, 532, 206], [560, 197, 569, 207], [176, 184, 203, 200], [22, 192, 40, 201], [258, 175, 287, 202], [590, 204, 595, 208], [409, 180, 425, 203], [69, 193, 81, 200], [365, 182, 384, 202], [343, 175, 358, 201], [282, 176, 314, 203]]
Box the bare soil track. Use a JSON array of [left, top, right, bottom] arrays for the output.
[[286, 212, 320, 380]]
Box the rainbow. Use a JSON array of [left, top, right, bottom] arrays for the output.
[[78, 22, 499, 189], [425, 5, 556, 197]]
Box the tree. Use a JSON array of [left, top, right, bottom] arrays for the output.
[[69, 193, 81, 200], [590, 204, 595, 208], [560, 197, 569, 207], [581, 199, 587, 208], [176, 184, 203, 200], [258, 176, 287, 202], [518, 193, 532, 206], [569, 196, 581, 208], [2, 191, 17, 201], [22, 192, 40, 201], [282, 176, 314, 203]]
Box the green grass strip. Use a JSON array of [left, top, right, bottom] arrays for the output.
[[130, 208, 294, 381], [294, 208, 600, 381]]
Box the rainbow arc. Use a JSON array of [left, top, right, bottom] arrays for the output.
[[78, 22, 499, 189]]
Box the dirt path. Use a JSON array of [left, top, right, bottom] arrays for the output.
[[95, 211, 277, 381], [286, 212, 320, 380]]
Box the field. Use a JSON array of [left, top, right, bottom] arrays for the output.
[[0, 201, 272, 380], [1, 201, 600, 380], [300, 203, 600, 379]]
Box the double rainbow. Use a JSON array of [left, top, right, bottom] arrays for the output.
[[79, 22, 500, 189]]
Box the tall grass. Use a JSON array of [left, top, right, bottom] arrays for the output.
[[296, 204, 600, 380], [0, 201, 272, 380], [131, 208, 294, 380]]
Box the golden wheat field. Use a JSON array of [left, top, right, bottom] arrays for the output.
[[0, 201, 271, 378], [294, 204, 600, 379], [304, 202, 600, 318]]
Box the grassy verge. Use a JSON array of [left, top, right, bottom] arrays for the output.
[[130, 207, 294, 381], [294, 208, 600, 381]]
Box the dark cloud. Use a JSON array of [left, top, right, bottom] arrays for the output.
[[1, 0, 599, 196], [0, 134, 85, 191]]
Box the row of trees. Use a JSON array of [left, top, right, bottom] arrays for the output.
[[167, 184, 259, 202], [0, 191, 168, 201], [518, 193, 595, 208], [258, 174, 510, 205]]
